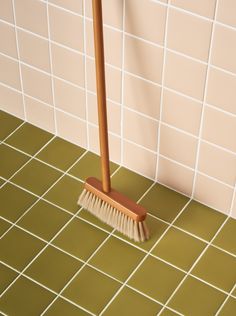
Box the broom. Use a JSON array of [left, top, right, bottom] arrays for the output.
[[78, 0, 149, 242]]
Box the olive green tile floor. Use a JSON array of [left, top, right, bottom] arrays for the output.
[[0, 110, 236, 316]]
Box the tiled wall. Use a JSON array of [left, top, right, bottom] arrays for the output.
[[0, 0, 236, 218]]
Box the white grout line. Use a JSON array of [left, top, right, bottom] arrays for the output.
[[229, 182, 236, 217], [191, 0, 219, 199], [215, 283, 236, 316]]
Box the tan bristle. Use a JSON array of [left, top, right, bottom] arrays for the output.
[[78, 189, 149, 242]]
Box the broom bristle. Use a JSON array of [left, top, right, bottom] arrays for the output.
[[78, 189, 149, 242]]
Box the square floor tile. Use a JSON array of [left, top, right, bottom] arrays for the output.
[[218, 297, 236, 316], [0, 144, 29, 179], [0, 218, 11, 237], [111, 167, 153, 201], [25, 245, 83, 292], [44, 175, 83, 213], [6, 122, 53, 155], [0, 183, 37, 222], [140, 183, 189, 222], [0, 276, 55, 316], [152, 227, 206, 271], [103, 286, 162, 316], [53, 217, 108, 261], [0, 227, 45, 271], [69, 152, 118, 181], [11, 159, 62, 195], [0, 263, 18, 294], [78, 208, 113, 232], [168, 276, 226, 316], [213, 218, 236, 255], [89, 236, 145, 282], [159, 309, 179, 316], [174, 201, 226, 241], [62, 266, 120, 315], [18, 200, 72, 241], [192, 246, 236, 292], [0, 110, 23, 141], [44, 297, 90, 316], [37, 137, 86, 171], [0, 178, 5, 186], [128, 256, 185, 304], [115, 214, 169, 251]]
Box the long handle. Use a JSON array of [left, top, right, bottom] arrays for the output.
[[92, 0, 111, 193]]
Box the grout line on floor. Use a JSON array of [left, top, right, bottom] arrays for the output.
[[215, 283, 236, 315]]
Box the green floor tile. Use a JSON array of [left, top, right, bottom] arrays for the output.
[[5, 122, 53, 155], [78, 208, 113, 232], [192, 246, 236, 292], [0, 144, 29, 179], [37, 137, 86, 171], [0, 218, 11, 237], [160, 309, 179, 316], [111, 167, 153, 201], [0, 110, 23, 141], [18, 200, 72, 241], [0, 263, 18, 294], [218, 297, 236, 316], [25, 245, 83, 292], [89, 236, 145, 282], [44, 175, 83, 213], [168, 276, 226, 316], [69, 152, 118, 181], [44, 297, 90, 316], [174, 201, 227, 241], [152, 227, 206, 271], [213, 218, 236, 255], [0, 183, 37, 222], [128, 256, 185, 304], [0, 227, 45, 271], [103, 286, 162, 316], [53, 217, 108, 261], [0, 276, 55, 316], [140, 183, 189, 222], [63, 266, 120, 315], [0, 178, 5, 186], [11, 159, 62, 195]]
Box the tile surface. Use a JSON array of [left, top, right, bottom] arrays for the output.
[[213, 218, 236, 255], [0, 110, 22, 141], [0, 263, 18, 294], [0, 218, 11, 237], [218, 297, 236, 316], [44, 297, 89, 316]]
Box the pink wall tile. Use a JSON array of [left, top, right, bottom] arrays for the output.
[[0, 84, 24, 119], [0, 22, 17, 58], [0, 0, 14, 23]]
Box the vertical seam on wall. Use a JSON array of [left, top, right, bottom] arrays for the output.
[[155, 0, 170, 182], [83, 0, 90, 150], [46, 1, 58, 135], [11, 0, 27, 120], [229, 183, 236, 216], [191, 0, 219, 199]]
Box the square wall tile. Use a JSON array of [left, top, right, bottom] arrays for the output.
[[213, 218, 236, 256], [54, 78, 86, 119], [51, 44, 84, 87], [198, 141, 236, 186], [18, 29, 50, 72], [193, 173, 233, 214], [123, 140, 157, 180], [85, 0, 123, 29], [0, 0, 14, 23], [56, 110, 87, 148], [170, 0, 216, 19], [167, 8, 212, 61], [124, 73, 161, 119], [21, 65, 53, 105], [25, 96, 55, 133], [0, 262, 18, 294], [211, 25, 236, 74], [0, 85, 24, 119], [0, 21, 17, 58], [125, 0, 166, 45], [49, 5, 83, 52], [164, 51, 207, 100], [217, 0, 236, 27], [232, 196, 236, 220], [125, 35, 163, 84], [86, 20, 122, 68], [157, 156, 194, 196], [87, 58, 122, 103], [0, 54, 21, 90], [124, 108, 158, 151], [48, 0, 83, 14], [162, 89, 202, 136], [207, 67, 236, 115], [202, 106, 236, 152], [160, 124, 198, 168], [43, 297, 89, 316], [15, 0, 48, 37], [0, 109, 23, 141]]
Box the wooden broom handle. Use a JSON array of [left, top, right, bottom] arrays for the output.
[[92, 0, 111, 193]]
